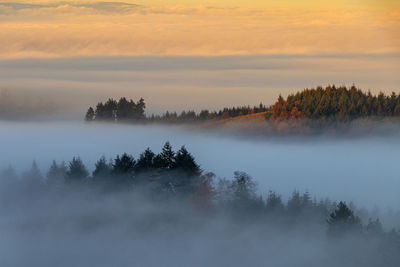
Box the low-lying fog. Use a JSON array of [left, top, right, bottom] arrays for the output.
[[1, 121, 399, 211], [1, 120, 400, 267]]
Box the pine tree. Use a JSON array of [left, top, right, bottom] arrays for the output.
[[85, 107, 95, 121], [327, 201, 362, 235], [66, 157, 88, 183], [112, 153, 135, 184], [136, 98, 146, 119], [174, 146, 200, 175], [156, 142, 175, 169], [93, 156, 112, 180], [136, 148, 155, 172]]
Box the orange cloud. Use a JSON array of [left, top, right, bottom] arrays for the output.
[[0, 2, 399, 58]]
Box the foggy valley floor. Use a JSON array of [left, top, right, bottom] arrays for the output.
[[0, 120, 399, 211], [0, 120, 399, 267], [0, 176, 399, 267]]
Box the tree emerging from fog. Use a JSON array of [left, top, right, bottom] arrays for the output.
[[1, 142, 400, 266]]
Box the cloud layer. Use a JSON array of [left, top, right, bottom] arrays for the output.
[[0, 1, 399, 58]]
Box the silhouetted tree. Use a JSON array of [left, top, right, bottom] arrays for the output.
[[327, 201, 362, 235], [136, 98, 146, 119], [93, 156, 112, 181], [174, 146, 201, 176], [85, 107, 95, 121], [136, 148, 155, 172], [66, 157, 88, 183], [154, 142, 175, 169], [112, 153, 135, 184]]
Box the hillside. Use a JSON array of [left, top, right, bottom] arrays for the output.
[[85, 85, 400, 127]]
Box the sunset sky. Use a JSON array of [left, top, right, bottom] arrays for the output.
[[1, 0, 399, 58], [0, 1, 399, 117]]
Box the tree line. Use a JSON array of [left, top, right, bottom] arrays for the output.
[[85, 86, 400, 124], [267, 85, 400, 121], [148, 103, 268, 123], [85, 97, 146, 121], [12, 142, 201, 195], [85, 98, 268, 123], [1, 143, 399, 245]]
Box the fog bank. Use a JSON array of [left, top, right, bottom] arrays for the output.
[[0, 121, 399, 212]]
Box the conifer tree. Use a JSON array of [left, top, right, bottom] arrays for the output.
[[93, 156, 112, 180], [136, 148, 155, 172], [327, 201, 362, 235], [66, 157, 89, 183], [85, 107, 95, 121], [156, 142, 175, 169], [174, 146, 200, 175]]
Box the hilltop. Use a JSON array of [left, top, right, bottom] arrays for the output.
[[84, 85, 400, 135]]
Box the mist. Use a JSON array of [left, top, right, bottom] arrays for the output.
[[1, 120, 399, 211], [0, 185, 385, 267], [1, 55, 399, 119], [0, 167, 398, 267], [1, 120, 400, 266]]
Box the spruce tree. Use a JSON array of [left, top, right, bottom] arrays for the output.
[[93, 156, 112, 180], [136, 148, 155, 172], [174, 146, 200, 175], [66, 157, 88, 183]]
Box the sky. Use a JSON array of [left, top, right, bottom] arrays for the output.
[[1, 0, 399, 58], [0, 1, 399, 117]]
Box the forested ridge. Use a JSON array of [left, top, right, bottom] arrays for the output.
[[85, 85, 400, 123], [268, 85, 400, 121]]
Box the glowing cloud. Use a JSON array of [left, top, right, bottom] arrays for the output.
[[0, 1, 399, 58]]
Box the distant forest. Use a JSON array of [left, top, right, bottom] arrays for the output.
[[1, 142, 400, 261], [85, 85, 400, 123], [85, 97, 268, 123]]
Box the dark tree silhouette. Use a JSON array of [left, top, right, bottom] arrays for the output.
[[112, 153, 135, 185], [328, 201, 362, 235], [174, 146, 201, 176], [66, 157, 89, 183], [93, 156, 112, 181], [136, 148, 155, 172], [155, 142, 175, 169], [112, 153, 135, 175], [85, 107, 95, 121]]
